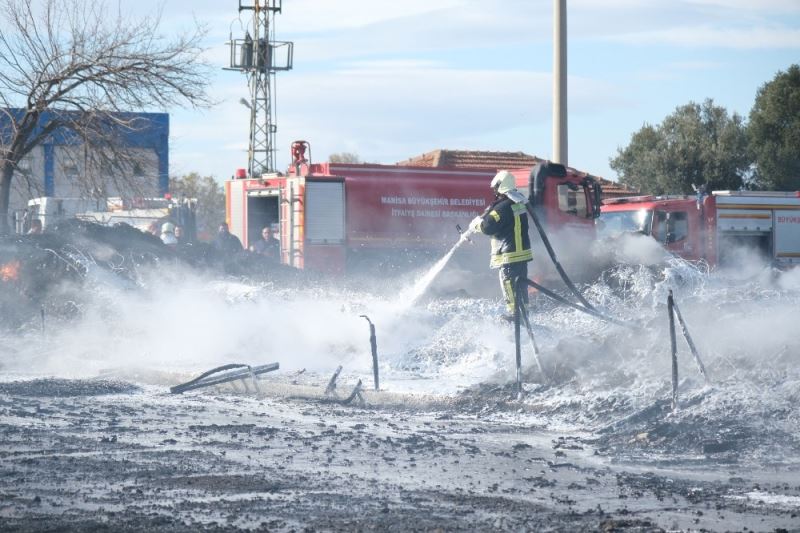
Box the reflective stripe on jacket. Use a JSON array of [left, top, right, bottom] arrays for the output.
[[478, 197, 533, 268]]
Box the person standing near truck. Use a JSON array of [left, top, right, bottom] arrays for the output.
[[249, 225, 280, 263], [214, 222, 243, 254], [470, 170, 533, 318]]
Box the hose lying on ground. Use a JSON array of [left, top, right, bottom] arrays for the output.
[[525, 278, 637, 330]]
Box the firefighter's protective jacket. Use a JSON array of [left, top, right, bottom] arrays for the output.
[[477, 196, 533, 268]]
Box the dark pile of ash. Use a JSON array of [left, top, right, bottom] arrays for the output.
[[0, 378, 139, 397], [0, 220, 305, 329]]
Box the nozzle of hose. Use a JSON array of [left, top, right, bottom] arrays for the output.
[[456, 224, 473, 243]]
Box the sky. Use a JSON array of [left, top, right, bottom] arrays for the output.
[[142, 0, 800, 182]]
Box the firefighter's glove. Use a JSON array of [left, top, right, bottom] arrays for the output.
[[469, 216, 483, 233]]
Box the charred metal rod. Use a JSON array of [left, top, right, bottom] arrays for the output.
[[516, 283, 544, 377], [359, 315, 380, 391], [343, 379, 365, 406], [667, 290, 679, 411], [524, 278, 634, 329], [291, 368, 306, 385], [514, 286, 522, 396], [671, 296, 709, 384], [325, 365, 343, 396], [248, 366, 261, 394], [176, 363, 249, 387], [170, 363, 279, 394]]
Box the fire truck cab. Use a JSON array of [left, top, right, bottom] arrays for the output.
[[599, 191, 800, 267], [226, 142, 602, 275]]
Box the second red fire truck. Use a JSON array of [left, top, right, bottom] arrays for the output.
[[599, 191, 800, 268]]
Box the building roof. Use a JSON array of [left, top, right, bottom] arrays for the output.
[[596, 177, 639, 198], [396, 149, 638, 198], [396, 149, 543, 170]]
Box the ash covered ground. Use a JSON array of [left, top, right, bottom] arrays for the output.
[[1, 228, 800, 532]]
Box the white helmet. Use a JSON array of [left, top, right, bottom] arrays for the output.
[[161, 222, 175, 234], [491, 170, 517, 195]]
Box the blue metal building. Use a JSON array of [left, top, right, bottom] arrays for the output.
[[0, 109, 169, 197]]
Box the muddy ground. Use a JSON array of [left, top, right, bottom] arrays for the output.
[[1, 374, 798, 532]]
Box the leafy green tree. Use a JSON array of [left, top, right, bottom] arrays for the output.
[[611, 99, 750, 194], [748, 65, 800, 190], [169, 173, 224, 240], [608, 124, 667, 193]]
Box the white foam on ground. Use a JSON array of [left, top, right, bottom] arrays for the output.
[[727, 491, 800, 509], [2, 249, 800, 467]]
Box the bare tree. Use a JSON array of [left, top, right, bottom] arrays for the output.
[[328, 152, 362, 164], [0, 0, 212, 233], [169, 172, 224, 239]]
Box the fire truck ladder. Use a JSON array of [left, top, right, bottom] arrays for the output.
[[284, 179, 304, 268]]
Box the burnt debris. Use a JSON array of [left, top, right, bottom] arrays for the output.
[[0, 220, 302, 330]]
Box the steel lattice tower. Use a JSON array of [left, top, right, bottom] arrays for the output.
[[228, 1, 293, 177]]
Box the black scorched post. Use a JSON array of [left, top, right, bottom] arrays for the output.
[[671, 296, 709, 384], [667, 290, 679, 411], [360, 315, 379, 391], [514, 283, 523, 397]]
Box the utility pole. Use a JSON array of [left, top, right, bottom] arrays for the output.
[[553, 0, 567, 166], [226, 1, 293, 177]]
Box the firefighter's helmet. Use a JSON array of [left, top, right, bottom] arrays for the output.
[[491, 170, 517, 195], [161, 222, 175, 235]]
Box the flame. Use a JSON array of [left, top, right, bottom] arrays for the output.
[[1, 260, 21, 282]]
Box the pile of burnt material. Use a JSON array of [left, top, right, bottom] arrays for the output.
[[0, 220, 303, 329], [0, 221, 167, 328]]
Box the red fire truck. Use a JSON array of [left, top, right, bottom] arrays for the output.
[[226, 142, 602, 275], [599, 191, 800, 267]]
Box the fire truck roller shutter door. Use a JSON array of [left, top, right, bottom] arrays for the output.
[[305, 181, 345, 243], [772, 209, 800, 265]]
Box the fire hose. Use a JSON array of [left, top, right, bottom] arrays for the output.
[[523, 278, 636, 330], [523, 202, 598, 313], [523, 161, 600, 313], [520, 204, 636, 329]]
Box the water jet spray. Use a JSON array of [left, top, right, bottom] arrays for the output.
[[400, 228, 475, 309]]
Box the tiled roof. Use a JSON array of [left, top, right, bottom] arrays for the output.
[[396, 149, 638, 199], [397, 149, 542, 170], [596, 177, 639, 198]]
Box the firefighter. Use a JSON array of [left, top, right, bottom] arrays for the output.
[[469, 170, 533, 318]]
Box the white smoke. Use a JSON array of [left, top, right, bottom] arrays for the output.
[[0, 241, 799, 440]]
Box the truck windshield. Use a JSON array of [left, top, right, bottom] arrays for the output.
[[597, 209, 652, 238]]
